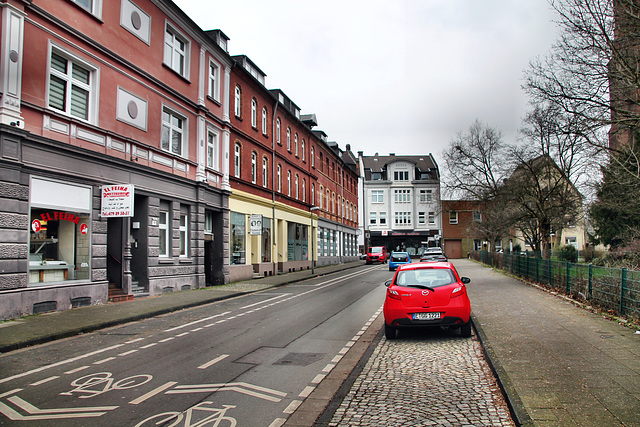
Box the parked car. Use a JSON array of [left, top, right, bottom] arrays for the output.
[[420, 253, 448, 262], [383, 262, 472, 339], [366, 246, 388, 264], [389, 251, 411, 271]]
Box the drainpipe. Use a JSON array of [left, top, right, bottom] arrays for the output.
[[272, 99, 278, 274]]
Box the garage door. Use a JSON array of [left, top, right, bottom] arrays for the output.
[[444, 239, 463, 258]]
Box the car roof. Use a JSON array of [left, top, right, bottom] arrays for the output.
[[399, 261, 453, 270], [391, 251, 409, 255]]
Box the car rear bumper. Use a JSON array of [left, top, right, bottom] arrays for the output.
[[385, 315, 468, 328]]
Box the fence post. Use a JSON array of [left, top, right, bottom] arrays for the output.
[[566, 261, 571, 293], [526, 256, 530, 280], [589, 264, 593, 299], [620, 268, 627, 316], [548, 259, 553, 287], [535, 258, 539, 283]]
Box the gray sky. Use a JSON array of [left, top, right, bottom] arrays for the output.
[[173, 0, 560, 165]]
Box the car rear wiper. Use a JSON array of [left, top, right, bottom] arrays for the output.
[[407, 285, 436, 292]]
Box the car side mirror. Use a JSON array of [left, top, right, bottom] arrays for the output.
[[385, 279, 392, 287], [461, 277, 470, 284]]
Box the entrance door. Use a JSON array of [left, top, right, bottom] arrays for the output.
[[204, 211, 224, 285], [107, 217, 124, 289]]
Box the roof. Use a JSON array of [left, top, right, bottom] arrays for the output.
[[360, 153, 438, 172]]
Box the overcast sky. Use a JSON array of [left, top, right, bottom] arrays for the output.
[[173, 0, 560, 165]]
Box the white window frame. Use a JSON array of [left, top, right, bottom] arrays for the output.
[[47, 46, 98, 123], [302, 179, 306, 202], [161, 107, 186, 156], [262, 157, 268, 188], [295, 174, 299, 199], [287, 170, 291, 197], [312, 184, 315, 205], [251, 98, 257, 128], [208, 59, 220, 101], [418, 211, 426, 224], [371, 190, 384, 203], [72, 0, 102, 18], [277, 164, 282, 192], [287, 127, 291, 151], [234, 143, 241, 178], [251, 152, 257, 184], [164, 22, 189, 77], [179, 210, 189, 257], [262, 108, 267, 135], [159, 210, 169, 257], [449, 211, 458, 225], [428, 211, 436, 225], [234, 86, 241, 117], [311, 146, 315, 167], [473, 211, 482, 222], [295, 133, 299, 157], [379, 211, 386, 225], [207, 128, 219, 171], [301, 139, 306, 162], [370, 212, 377, 225], [276, 118, 281, 144]]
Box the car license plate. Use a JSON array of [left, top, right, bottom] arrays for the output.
[[413, 312, 441, 320]]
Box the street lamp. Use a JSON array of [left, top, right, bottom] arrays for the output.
[[310, 206, 320, 273]]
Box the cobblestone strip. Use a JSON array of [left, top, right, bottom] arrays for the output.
[[328, 331, 514, 427]]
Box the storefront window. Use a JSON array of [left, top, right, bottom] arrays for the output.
[[287, 223, 308, 261], [29, 208, 90, 284], [231, 212, 246, 265]]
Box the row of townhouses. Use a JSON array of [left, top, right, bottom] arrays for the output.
[[0, 0, 359, 320]]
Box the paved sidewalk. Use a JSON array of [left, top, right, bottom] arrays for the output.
[[455, 259, 640, 427], [0, 261, 363, 354]]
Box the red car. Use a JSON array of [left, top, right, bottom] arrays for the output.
[[383, 262, 471, 339], [366, 246, 388, 264]]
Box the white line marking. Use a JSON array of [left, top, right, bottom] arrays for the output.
[[64, 366, 89, 375], [0, 389, 21, 398], [159, 337, 175, 343], [239, 293, 291, 309], [311, 374, 326, 384], [269, 418, 286, 427], [129, 382, 177, 405], [283, 400, 302, 414], [322, 364, 335, 373], [124, 338, 144, 344], [29, 377, 59, 386], [298, 386, 315, 398], [331, 355, 343, 364], [198, 354, 229, 370], [140, 343, 157, 349], [93, 357, 115, 365], [164, 311, 231, 332], [118, 350, 138, 356]]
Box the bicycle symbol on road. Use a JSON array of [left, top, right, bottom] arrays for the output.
[[135, 402, 236, 427], [61, 372, 153, 399]]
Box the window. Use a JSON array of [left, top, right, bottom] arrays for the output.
[[287, 127, 291, 151], [204, 211, 213, 234], [565, 236, 578, 248], [319, 186, 323, 209], [449, 211, 458, 224], [234, 143, 241, 178], [208, 61, 219, 101], [251, 98, 257, 128], [394, 212, 412, 225], [262, 157, 268, 187], [262, 108, 267, 135], [164, 24, 188, 76], [428, 211, 436, 225], [295, 174, 299, 199], [372, 190, 384, 203], [302, 179, 306, 202], [371, 172, 382, 180], [301, 139, 305, 161], [311, 183, 315, 205], [311, 146, 315, 167], [48, 50, 96, 122], [179, 207, 189, 257], [420, 189, 433, 202], [230, 212, 246, 265], [295, 134, 299, 157], [370, 212, 377, 225], [73, 0, 102, 17], [394, 171, 409, 181], [277, 164, 282, 192], [234, 86, 241, 117], [159, 209, 168, 257], [287, 171, 291, 197], [418, 212, 426, 224], [207, 129, 219, 170], [394, 190, 411, 203], [251, 152, 257, 184], [276, 118, 281, 144], [161, 108, 184, 156], [379, 211, 387, 225], [473, 211, 482, 222]]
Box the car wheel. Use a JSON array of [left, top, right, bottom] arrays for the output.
[[384, 323, 397, 339], [460, 322, 472, 338]]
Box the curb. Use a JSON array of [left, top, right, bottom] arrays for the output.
[[471, 312, 533, 427]]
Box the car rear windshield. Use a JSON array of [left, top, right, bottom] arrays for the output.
[[391, 253, 408, 262], [395, 268, 456, 288]]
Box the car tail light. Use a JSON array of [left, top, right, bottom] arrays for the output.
[[451, 286, 465, 297], [387, 288, 401, 300]]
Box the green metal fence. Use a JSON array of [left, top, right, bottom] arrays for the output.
[[471, 251, 640, 322]]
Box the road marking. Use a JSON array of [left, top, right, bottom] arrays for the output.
[[64, 366, 89, 375], [198, 354, 229, 370], [311, 374, 326, 384], [283, 400, 302, 414], [0, 389, 22, 398], [239, 293, 292, 309], [164, 311, 231, 332], [93, 357, 116, 365], [322, 364, 335, 373], [140, 343, 157, 349], [129, 381, 177, 405], [117, 350, 138, 357], [269, 418, 286, 427], [167, 382, 286, 402], [0, 396, 117, 420], [29, 376, 59, 386], [298, 386, 315, 398]]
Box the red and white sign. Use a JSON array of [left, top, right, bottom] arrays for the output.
[[101, 184, 134, 217], [80, 223, 88, 235], [31, 219, 41, 233]]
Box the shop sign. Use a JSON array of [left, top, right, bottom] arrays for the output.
[[37, 211, 81, 224], [250, 214, 263, 235], [101, 185, 134, 217]]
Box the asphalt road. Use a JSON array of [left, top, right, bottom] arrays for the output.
[[0, 265, 390, 426]]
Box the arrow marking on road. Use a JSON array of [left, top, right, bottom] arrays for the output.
[[166, 382, 287, 402], [0, 396, 117, 421]]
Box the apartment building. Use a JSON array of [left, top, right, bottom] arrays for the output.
[[0, 0, 233, 319], [358, 152, 441, 257], [228, 55, 359, 281]]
